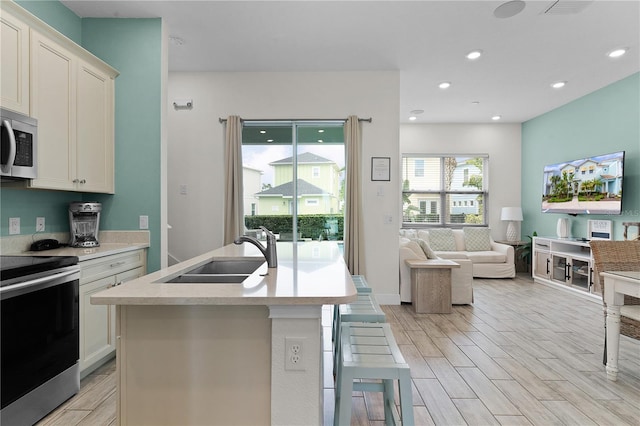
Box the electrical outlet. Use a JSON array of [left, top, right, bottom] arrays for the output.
[[139, 215, 149, 230], [285, 337, 305, 371], [9, 217, 20, 235], [36, 217, 45, 232]]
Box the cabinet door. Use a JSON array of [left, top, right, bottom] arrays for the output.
[[569, 258, 590, 292], [533, 251, 550, 279], [80, 275, 116, 372], [29, 30, 76, 191], [0, 10, 29, 114], [551, 254, 569, 284], [76, 59, 114, 193]]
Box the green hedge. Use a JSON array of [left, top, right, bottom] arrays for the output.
[[244, 215, 344, 240]]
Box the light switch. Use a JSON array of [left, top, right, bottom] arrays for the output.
[[9, 217, 20, 235]]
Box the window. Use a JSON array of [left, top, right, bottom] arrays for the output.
[[402, 155, 488, 226], [241, 120, 345, 242], [414, 159, 425, 177]]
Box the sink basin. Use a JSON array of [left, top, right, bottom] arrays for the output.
[[166, 274, 249, 283], [185, 259, 265, 275], [158, 259, 265, 284]]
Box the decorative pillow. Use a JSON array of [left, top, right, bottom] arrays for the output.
[[416, 238, 438, 259], [427, 229, 457, 251], [463, 227, 492, 251], [403, 240, 426, 259], [399, 229, 417, 239]]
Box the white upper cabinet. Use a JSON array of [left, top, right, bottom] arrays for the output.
[[1, 1, 119, 194], [29, 29, 77, 191], [76, 60, 115, 193], [0, 9, 30, 114]]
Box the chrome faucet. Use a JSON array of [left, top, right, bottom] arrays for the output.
[[234, 226, 278, 268]]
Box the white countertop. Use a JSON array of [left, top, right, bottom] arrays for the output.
[[91, 241, 358, 306], [25, 242, 149, 261]]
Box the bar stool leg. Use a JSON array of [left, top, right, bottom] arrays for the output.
[[335, 368, 354, 426], [383, 379, 394, 426], [399, 370, 415, 425]]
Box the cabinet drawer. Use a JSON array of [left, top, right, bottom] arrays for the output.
[[80, 250, 145, 284]]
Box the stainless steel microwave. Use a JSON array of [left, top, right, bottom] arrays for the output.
[[1, 108, 37, 181]]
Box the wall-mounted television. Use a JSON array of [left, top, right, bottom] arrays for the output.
[[541, 151, 625, 215]]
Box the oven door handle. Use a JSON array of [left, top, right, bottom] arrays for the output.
[[0, 269, 79, 295], [1, 119, 17, 174]]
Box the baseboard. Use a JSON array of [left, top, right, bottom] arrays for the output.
[[374, 293, 401, 305]]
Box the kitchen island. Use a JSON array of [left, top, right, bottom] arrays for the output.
[[92, 241, 357, 425]]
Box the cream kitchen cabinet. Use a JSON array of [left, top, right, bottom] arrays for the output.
[[0, 1, 118, 193], [28, 30, 117, 193], [79, 249, 146, 377], [0, 9, 30, 114]]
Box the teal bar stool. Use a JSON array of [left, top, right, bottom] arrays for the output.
[[332, 275, 372, 343], [334, 322, 414, 426], [333, 292, 386, 376]]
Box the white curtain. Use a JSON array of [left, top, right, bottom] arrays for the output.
[[344, 115, 365, 275], [223, 115, 244, 245]]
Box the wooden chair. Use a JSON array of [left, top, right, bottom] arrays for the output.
[[589, 240, 640, 364]]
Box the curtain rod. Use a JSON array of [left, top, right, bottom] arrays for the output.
[[218, 117, 372, 123]]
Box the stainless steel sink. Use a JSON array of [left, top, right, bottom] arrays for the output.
[[166, 274, 250, 283], [159, 259, 265, 284], [184, 259, 265, 275]]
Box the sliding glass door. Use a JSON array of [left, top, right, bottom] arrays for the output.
[[241, 121, 345, 242]]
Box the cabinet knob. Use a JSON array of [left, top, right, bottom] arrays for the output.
[[73, 179, 79, 183], [80, 179, 86, 184]]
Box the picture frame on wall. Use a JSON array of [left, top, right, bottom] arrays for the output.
[[371, 157, 390, 181]]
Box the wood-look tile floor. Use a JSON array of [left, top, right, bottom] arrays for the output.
[[38, 274, 640, 425]]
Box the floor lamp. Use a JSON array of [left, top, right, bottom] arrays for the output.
[[501, 207, 523, 242]]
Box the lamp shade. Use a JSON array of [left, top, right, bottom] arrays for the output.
[[500, 207, 523, 222]]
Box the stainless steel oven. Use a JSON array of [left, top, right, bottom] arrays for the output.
[[1, 256, 80, 426]]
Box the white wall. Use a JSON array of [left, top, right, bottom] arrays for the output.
[[400, 124, 522, 241], [167, 71, 401, 302]]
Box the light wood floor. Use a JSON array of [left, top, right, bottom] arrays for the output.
[[38, 274, 640, 425]]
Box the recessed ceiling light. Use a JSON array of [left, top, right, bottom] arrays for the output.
[[260, 130, 266, 134], [409, 116, 417, 121], [267, 139, 274, 143], [318, 139, 324, 143], [438, 82, 451, 89], [551, 81, 567, 89], [491, 115, 502, 121], [493, 0, 526, 19], [466, 50, 482, 60], [608, 48, 628, 58], [318, 129, 325, 133]]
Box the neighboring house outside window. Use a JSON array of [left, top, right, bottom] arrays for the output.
[[402, 155, 488, 226]]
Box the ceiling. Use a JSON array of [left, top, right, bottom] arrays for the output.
[[60, 0, 639, 124]]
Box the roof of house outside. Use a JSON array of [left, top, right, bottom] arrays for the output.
[[269, 152, 334, 166], [256, 179, 328, 197]]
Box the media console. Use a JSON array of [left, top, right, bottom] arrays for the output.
[[532, 237, 600, 299]]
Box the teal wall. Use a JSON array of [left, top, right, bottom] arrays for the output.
[[81, 18, 162, 272], [1, 3, 162, 272], [16, 0, 81, 43], [522, 73, 640, 240]]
